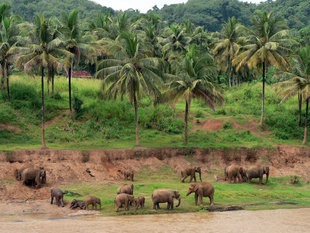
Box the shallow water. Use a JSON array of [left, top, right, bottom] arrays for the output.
[[1, 208, 310, 233]]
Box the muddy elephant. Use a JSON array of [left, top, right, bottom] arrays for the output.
[[118, 169, 134, 181], [15, 164, 46, 184], [70, 199, 85, 209], [152, 189, 181, 210], [114, 193, 135, 212], [181, 166, 202, 183], [50, 188, 67, 207], [21, 167, 46, 188], [225, 164, 246, 183], [246, 165, 269, 185], [84, 196, 101, 210], [117, 184, 134, 195], [134, 196, 145, 211], [186, 183, 214, 206]]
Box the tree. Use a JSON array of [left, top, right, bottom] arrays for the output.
[[233, 11, 295, 125], [213, 17, 242, 87], [96, 32, 162, 146], [164, 45, 224, 143], [16, 14, 72, 148], [274, 46, 310, 144]]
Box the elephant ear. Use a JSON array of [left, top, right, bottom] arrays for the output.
[[192, 184, 199, 192]]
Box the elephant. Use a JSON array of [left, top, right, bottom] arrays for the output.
[[21, 167, 46, 188], [151, 189, 181, 210], [118, 169, 134, 181], [246, 165, 269, 185], [186, 183, 214, 206], [225, 164, 246, 183], [181, 166, 202, 183], [70, 199, 85, 209], [117, 184, 134, 195], [114, 193, 135, 212], [84, 196, 101, 210], [15, 164, 46, 184], [134, 196, 145, 211], [50, 188, 67, 207]]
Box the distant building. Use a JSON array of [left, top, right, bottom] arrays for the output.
[[66, 70, 92, 78]]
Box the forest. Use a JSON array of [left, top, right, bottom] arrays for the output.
[[0, 0, 309, 150]]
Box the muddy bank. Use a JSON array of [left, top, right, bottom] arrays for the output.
[[1, 208, 310, 233], [0, 146, 309, 201]]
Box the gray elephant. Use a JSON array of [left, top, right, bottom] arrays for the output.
[[114, 193, 135, 212], [225, 164, 246, 183], [186, 183, 214, 206], [15, 164, 46, 184], [50, 188, 67, 207], [70, 199, 85, 209], [246, 165, 269, 185], [152, 189, 181, 210], [181, 166, 202, 183], [118, 169, 134, 181], [117, 184, 134, 195], [134, 196, 145, 211], [84, 196, 101, 210], [21, 167, 46, 188]]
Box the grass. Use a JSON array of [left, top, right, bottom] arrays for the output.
[[61, 165, 310, 216], [0, 74, 308, 150]]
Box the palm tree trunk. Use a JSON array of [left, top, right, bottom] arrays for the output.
[[1, 63, 5, 90], [5, 62, 10, 102], [41, 66, 47, 149], [298, 93, 302, 127], [184, 99, 190, 144], [52, 67, 55, 95], [260, 62, 266, 125], [47, 64, 50, 96], [133, 93, 140, 146], [228, 56, 232, 88], [302, 98, 309, 145], [69, 65, 72, 114]]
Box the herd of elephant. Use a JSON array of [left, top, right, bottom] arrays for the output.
[[14, 163, 269, 212]]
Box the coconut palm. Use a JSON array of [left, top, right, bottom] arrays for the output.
[[274, 46, 310, 144], [96, 32, 162, 146], [16, 14, 73, 148], [233, 11, 296, 125], [59, 10, 96, 114], [213, 17, 242, 87], [164, 45, 224, 144]]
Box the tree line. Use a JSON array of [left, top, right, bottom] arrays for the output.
[[0, 3, 309, 149]]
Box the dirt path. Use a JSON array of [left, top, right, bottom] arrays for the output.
[[1, 208, 309, 233]]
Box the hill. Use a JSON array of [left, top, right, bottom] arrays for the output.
[[0, 74, 308, 150], [3, 0, 114, 22]]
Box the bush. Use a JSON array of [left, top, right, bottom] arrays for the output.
[[223, 122, 233, 130]]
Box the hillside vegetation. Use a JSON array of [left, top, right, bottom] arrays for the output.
[[0, 74, 306, 150]]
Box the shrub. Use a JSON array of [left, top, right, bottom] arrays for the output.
[[223, 122, 233, 130]]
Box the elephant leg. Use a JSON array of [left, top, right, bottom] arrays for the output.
[[193, 174, 197, 182], [125, 200, 129, 210], [209, 195, 214, 206], [61, 197, 64, 207], [199, 195, 203, 206], [181, 175, 187, 183], [153, 202, 157, 210], [171, 200, 174, 210], [195, 193, 198, 206], [116, 204, 120, 212], [51, 194, 54, 204], [157, 203, 160, 209], [259, 176, 262, 185]]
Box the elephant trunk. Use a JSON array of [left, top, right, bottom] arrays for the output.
[[265, 172, 269, 184], [199, 171, 202, 182], [176, 197, 181, 207]]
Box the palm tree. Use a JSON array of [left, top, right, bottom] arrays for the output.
[[164, 45, 224, 144], [213, 17, 242, 87], [0, 15, 22, 101], [233, 11, 295, 125], [16, 14, 72, 148], [59, 10, 95, 114], [274, 46, 310, 144], [96, 32, 162, 146]]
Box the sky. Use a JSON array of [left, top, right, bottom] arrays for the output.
[[93, 0, 265, 13]]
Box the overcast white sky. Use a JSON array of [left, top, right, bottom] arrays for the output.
[[93, 0, 266, 13]]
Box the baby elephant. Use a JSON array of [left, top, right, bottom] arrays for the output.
[[134, 196, 145, 211], [114, 193, 135, 212], [186, 183, 214, 206], [84, 196, 101, 210], [118, 169, 134, 181], [70, 199, 85, 210], [50, 188, 67, 207]]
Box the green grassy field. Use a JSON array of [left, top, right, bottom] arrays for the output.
[[61, 166, 310, 216], [0, 74, 308, 150]]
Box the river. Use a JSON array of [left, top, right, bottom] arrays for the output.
[[0, 208, 309, 233]]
